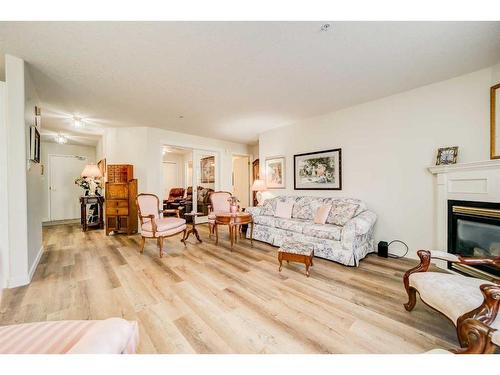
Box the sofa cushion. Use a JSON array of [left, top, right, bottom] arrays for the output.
[[314, 204, 331, 224], [275, 218, 309, 234], [275, 201, 294, 219], [292, 196, 328, 220], [262, 196, 297, 216], [327, 201, 359, 226], [303, 223, 342, 241], [253, 215, 279, 227]]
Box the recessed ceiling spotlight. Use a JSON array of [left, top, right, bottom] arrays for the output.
[[55, 134, 68, 144], [320, 23, 332, 32], [179, 115, 184, 119], [73, 116, 84, 129]]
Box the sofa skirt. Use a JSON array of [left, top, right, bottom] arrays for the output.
[[248, 223, 374, 267]]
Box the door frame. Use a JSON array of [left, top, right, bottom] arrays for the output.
[[47, 153, 88, 221], [232, 153, 252, 209]]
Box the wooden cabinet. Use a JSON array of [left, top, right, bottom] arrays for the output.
[[105, 164, 138, 235]]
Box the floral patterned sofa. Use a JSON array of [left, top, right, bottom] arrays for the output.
[[245, 196, 377, 266]]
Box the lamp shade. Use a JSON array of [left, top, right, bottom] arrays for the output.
[[251, 179, 267, 191], [81, 164, 102, 178]]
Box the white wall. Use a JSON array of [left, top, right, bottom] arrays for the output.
[[4, 55, 30, 287], [0, 81, 8, 290], [259, 65, 500, 259], [40, 142, 97, 222], [24, 65, 44, 275], [103, 126, 249, 199]]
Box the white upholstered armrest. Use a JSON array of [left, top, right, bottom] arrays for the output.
[[245, 206, 263, 216], [428, 250, 460, 262], [492, 330, 500, 346]]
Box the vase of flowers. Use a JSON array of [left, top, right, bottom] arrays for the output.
[[75, 176, 102, 196], [228, 196, 240, 214]]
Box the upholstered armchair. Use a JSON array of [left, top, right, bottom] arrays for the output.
[[207, 191, 232, 238], [164, 187, 185, 209], [403, 250, 500, 348], [136, 193, 187, 257]]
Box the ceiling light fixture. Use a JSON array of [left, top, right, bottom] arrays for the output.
[[55, 134, 68, 144], [73, 116, 84, 129], [320, 23, 332, 32]]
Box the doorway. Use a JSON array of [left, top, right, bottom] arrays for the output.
[[48, 154, 88, 221], [232, 155, 250, 209], [161, 145, 220, 222]]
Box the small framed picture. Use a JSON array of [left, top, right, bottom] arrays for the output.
[[436, 146, 458, 165], [265, 156, 286, 189]]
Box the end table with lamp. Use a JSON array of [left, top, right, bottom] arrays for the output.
[[78, 163, 104, 232]]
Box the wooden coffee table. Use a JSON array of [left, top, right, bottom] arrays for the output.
[[215, 212, 253, 250]]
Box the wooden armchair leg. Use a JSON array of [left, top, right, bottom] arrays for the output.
[[159, 237, 164, 258], [403, 250, 431, 311], [140, 237, 145, 254], [182, 229, 187, 246]]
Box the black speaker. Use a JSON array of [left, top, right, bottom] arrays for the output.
[[378, 241, 388, 258]]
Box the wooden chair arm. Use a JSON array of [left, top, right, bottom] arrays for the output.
[[453, 318, 497, 354], [403, 250, 431, 294], [458, 256, 500, 269], [140, 214, 157, 235], [458, 284, 500, 333]]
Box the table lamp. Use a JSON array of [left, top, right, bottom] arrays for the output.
[[251, 179, 267, 206]]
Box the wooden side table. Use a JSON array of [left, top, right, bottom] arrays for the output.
[[215, 212, 253, 250], [182, 212, 203, 243], [80, 196, 104, 232]]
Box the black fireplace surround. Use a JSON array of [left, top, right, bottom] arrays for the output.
[[448, 200, 500, 278]]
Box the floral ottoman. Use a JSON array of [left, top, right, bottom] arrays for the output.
[[278, 239, 314, 277]]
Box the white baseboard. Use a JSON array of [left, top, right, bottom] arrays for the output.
[[8, 274, 30, 288], [29, 245, 44, 281]]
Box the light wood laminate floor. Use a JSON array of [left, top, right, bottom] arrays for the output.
[[0, 224, 457, 353]]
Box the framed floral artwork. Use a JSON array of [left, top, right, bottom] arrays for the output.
[[294, 148, 342, 190], [265, 156, 285, 189]]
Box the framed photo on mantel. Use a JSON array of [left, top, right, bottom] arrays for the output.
[[294, 148, 342, 190]]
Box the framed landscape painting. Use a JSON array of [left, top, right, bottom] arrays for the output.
[[265, 156, 285, 189], [294, 148, 342, 190]]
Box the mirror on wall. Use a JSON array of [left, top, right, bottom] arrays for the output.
[[491, 83, 500, 159]]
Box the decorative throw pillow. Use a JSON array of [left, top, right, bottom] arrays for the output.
[[326, 201, 359, 226], [313, 204, 332, 225], [275, 201, 294, 219]]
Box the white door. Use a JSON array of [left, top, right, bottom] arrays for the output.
[[49, 155, 88, 221], [163, 162, 179, 199], [232, 156, 250, 208]]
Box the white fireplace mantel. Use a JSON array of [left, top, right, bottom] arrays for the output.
[[428, 159, 500, 258]]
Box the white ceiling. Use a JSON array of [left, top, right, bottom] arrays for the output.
[[0, 21, 499, 145]]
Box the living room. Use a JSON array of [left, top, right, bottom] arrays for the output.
[[0, 1, 499, 373]]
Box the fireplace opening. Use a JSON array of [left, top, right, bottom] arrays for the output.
[[448, 200, 500, 280]]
